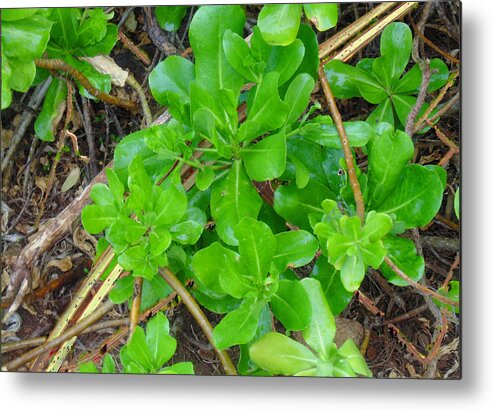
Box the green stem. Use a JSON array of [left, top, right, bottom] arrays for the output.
[[158, 268, 238, 376]]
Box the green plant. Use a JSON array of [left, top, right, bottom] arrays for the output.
[[79, 312, 194, 374], [324, 22, 450, 129]]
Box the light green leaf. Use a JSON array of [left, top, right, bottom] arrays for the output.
[[273, 230, 318, 272], [81, 204, 117, 234], [210, 160, 262, 246], [125, 326, 154, 372], [284, 73, 315, 126], [434, 280, 459, 314], [149, 226, 172, 256], [338, 339, 372, 377], [6, 58, 37, 93], [249, 332, 318, 375], [381, 236, 424, 286], [160, 362, 195, 375], [213, 299, 265, 349], [223, 30, 258, 82], [270, 279, 311, 331], [303, 3, 338, 31], [301, 278, 336, 359], [235, 217, 276, 285], [34, 78, 67, 142], [155, 6, 187, 32], [195, 167, 215, 191], [153, 181, 187, 226], [241, 131, 287, 182], [77, 8, 111, 48], [340, 252, 365, 292], [257, 4, 302, 46], [300, 120, 374, 148], [146, 313, 177, 369], [454, 187, 460, 220], [168, 207, 206, 245], [109, 276, 134, 304], [101, 355, 116, 374], [77, 23, 117, 57]]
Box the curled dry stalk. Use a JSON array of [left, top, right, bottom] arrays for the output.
[[158, 268, 237, 376]]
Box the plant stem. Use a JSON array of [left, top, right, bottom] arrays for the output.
[[158, 267, 238, 375], [35, 58, 138, 112], [1, 300, 115, 371], [383, 256, 458, 307], [317, 65, 365, 220], [126, 73, 153, 127], [129, 276, 143, 339]]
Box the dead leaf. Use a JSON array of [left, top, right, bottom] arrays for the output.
[[79, 55, 128, 87], [61, 166, 80, 192], [124, 10, 137, 32], [334, 317, 364, 348], [45, 256, 73, 272], [73, 226, 98, 256], [1, 201, 11, 231], [35, 176, 48, 193]]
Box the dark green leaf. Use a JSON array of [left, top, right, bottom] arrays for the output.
[[77, 8, 111, 48], [303, 3, 338, 31], [155, 6, 187, 32], [78, 23, 117, 57], [213, 299, 265, 349], [284, 73, 315, 126], [434, 280, 459, 314], [109, 276, 134, 304], [300, 120, 374, 148], [49, 8, 81, 50], [270, 279, 311, 331], [366, 98, 394, 127], [257, 4, 302, 46], [210, 160, 262, 246], [249, 332, 318, 375], [381, 236, 424, 286], [34, 78, 67, 142]]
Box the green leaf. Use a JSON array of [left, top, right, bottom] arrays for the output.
[[381, 236, 424, 286], [149, 55, 195, 122], [454, 187, 460, 220], [49, 8, 81, 50], [169, 207, 206, 245], [303, 3, 338, 31], [76, 8, 111, 48], [210, 160, 262, 246], [301, 278, 336, 359], [367, 124, 414, 207], [375, 22, 412, 85], [284, 73, 315, 126], [78, 23, 117, 57], [2, 9, 40, 21], [109, 276, 134, 304], [270, 279, 312, 331], [81, 204, 117, 234], [125, 326, 154, 372], [155, 6, 187, 32], [394, 58, 450, 95], [273, 230, 318, 272], [78, 362, 99, 373], [101, 354, 116, 374], [249, 332, 318, 375], [257, 4, 302, 46], [338, 339, 372, 377], [434, 280, 459, 314], [324, 60, 386, 103], [141, 275, 173, 311], [213, 299, 265, 349], [34, 78, 67, 142], [127, 156, 152, 209], [339, 252, 365, 292], [149, 226, 172, 256], [392, 94, 431, 129], [240, 72, 289, 141], [273, 179, 334, 230], [241, 131, 287, 181], [310, 258, 352, 316], [377, 164, 444, 228], [290, 24, 319, 83], [89, 183, 115, 207], [235, 217, 276, 285], [160, 362, 195, 375], [300, 120, 374, 148], [153, 181, 187, 226], [63, 55, 112, 98], [6, 58, 37, 93], [362, 211, 393, 242], [189, 5, 245, 98], [223, 30, 258, 82], [366, 98, 394, 127], [106, 168, 125, 201], [146, 313, 177, 369], [195, 167, 215, 191], [1, 58, 12, 109]]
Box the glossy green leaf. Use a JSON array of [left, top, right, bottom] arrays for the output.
[[63, 55, 112, 98], [223, 30, 258, 82], [78, 362, 99, 373], [381, 235, 424, 286], [270, 279, 311, 331], [1, 58, 12, 109], [249, 332, 318, 375], [291, 24, 319, 82], [6, 58, 37, 93], [434, 280, 459, 314], [235, 217, 276, 285], [300, 120, 374, 148], [189, 5, 245, 97], [339, 252, 365, 292], [168, 207, 205, 245], [106, 168, 125, 201], [77, 23, 118, 57], [303, 3, 338, 31], [153, 181, 188, 226], [125, 326, 154, 372], [301, 278, 336, 359], [366, 98, 394, 127], [34, 78, 67, 142], [284, 73, 315, 126], [149, 226, 172, 256], [338, 339, 372, 377], [213, 299, 265, 349], [81, 204, 117, 234], [155, 6, 187, 32], [109, 276, 134, 304], [77, 8, 112, 48], [454, 187, 460, 220], [146, 313, 176, 369], [377, 164, 444, 228], [149, 55, 195, 109], [241, 131, 287, 181], [395, 58, 450, 94], [160, 362, 195, 375], [101, 355, 116, 374], [273, 230, 318, 272], [195, 167, 215, 191], [210, 160, 262, 246], [240, 72, 289, 141], [376, 22, 412, 85], [367, 124, 414, 207], [257, 4, 302, 46], [141, 275, 173, 312], [49, 8, 81, 50], [310, 258, 352, 316], [1, 9, 40, 21], [273, 179, 334, 230]]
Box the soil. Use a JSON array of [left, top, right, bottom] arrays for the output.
[[1, 3, 460, 378]]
